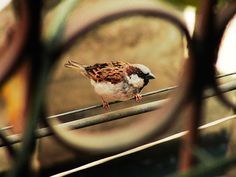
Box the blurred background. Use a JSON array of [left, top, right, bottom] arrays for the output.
[[0, 0, 235, 176]]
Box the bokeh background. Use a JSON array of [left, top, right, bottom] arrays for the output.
[[0, 0, 235, 174]]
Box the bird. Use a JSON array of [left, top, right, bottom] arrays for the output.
[[64, 60, 155, 110]]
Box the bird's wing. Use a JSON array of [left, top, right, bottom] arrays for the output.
[[84, 61, 129, 84]]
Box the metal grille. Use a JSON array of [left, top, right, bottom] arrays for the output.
[[0, 0, 236, 176]]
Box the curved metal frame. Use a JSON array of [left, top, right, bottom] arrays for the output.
[[45, 5, 194, 154], [0, 0, 29, 85], [0, 0, 236, 176], [212, 3, 236, 112]]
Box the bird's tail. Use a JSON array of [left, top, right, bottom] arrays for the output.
[[64, 60, 84, 69], [64, 60, 88, 76]]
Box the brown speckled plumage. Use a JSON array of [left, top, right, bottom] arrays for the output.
[[84, 61, 127, 84]]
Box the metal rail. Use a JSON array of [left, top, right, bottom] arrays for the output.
[[0, 77, 235, 147], [0, 0, 236, 176], [51, 114, 236, 177], [48, 72, 236, 119]]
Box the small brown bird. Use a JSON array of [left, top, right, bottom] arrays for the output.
[[65, 60, 155, 110]]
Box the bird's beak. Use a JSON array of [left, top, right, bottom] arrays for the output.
[[147, 73, 155, 80]]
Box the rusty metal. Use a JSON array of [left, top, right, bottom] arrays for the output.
[[0, 0, 236, 176], [179, 0, 217, 170], [212, 1, 236, 113], [0, 0, 29, 86], [3, 0, 44, 176]]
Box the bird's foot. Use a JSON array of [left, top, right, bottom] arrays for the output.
[[101, 98, 110, 111], [134, 94, 142, 102]]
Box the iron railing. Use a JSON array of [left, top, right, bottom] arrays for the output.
[[0, 0, 236, 176]]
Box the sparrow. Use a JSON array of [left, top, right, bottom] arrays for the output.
[[64, 60, 155, 110]]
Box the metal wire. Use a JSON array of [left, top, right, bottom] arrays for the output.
[[0, 130, 15, 157], [217, 72, 236, 79], [48, 85, 177, 119], [51, 114, 236, 177], [48, 72, 236, 119], [44, 80, 236, 130], [0, 77, 235, 147]]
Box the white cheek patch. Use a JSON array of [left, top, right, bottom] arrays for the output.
[[127, 74, 144, 88]]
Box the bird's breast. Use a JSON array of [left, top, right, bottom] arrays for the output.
[[90, 80, 138, 101]]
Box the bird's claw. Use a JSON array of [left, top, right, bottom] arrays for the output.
[[102, 99, 110, 111], [135, 94, 142, 102]]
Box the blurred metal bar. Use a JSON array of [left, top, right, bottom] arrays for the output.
[[217, 72, 236, 79], [0, 126, 13, 131], [0, 0, 29, 86], [0, 130, 15, 157], [0, 80, 235, 147], [51, 114, 236, 177]]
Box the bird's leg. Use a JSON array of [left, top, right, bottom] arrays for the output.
[[134, 94, 142, 102], [101, 97, 110, 110]]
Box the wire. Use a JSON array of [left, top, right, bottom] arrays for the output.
[[48, 71, 236, 119]]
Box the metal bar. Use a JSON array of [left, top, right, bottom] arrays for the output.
[[217, 72, 236, 79], [7, 0, 44, 176], [0, 80, 235, 147], [0, 126, 13, 131], [51, 114, 236, 177], [0, 130, 16, 157], [48, 72, 236, 119], [180, 0, 217, 169], [48, 85, 176, 118], [0, 0, 29, 86]]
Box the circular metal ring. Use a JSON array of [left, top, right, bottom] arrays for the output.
[[0, 1, 29, 86], [46, 3, 193, 154], [212, 2, 236, 112]]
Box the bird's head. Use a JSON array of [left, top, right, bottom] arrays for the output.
[[132, 64, 155, 81], [127, 64, 156, 90]]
